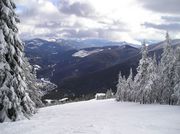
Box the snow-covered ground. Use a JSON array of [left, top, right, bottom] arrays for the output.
[[0, 99, 180, 134]]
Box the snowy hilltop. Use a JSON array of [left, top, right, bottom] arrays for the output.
[[0, 99, 180, 134]]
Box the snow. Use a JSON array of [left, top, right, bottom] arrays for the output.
[[29, 46, 38, 49], [34, 65, 41, 71], [27, 40, 43, 49], [0, 63, 5, 70], [40, 78, 52, 84], [10, 45, 15, 55], [95, 93, 106, 96], [36, 78, 57, 95], [2, 6, 10, 17], [95, 93, 106, 100], [46, 38, 56, 42], [44, 99, 54, 104], [59, 98, 68, 102], [52, 52, 58, 55], [0, 99, 180, 134], [72, 49, 103, 58], [0, 30, 5, 51], [28, 41, 43, 47]]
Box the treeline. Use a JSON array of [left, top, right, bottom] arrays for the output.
[[116, 33, 180, 105]]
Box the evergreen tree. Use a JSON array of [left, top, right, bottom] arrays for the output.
[[173, 47, 180, 104], [115, 32, 179, 105], [134, 41, 150, 103], [116, 72, 126, 101], [144, 55, 158, 103], [24, 62, 43, 107], [106, 89, 113, 99], [159, 32, 175, 104], [121, 75, 128, 101], [116, 71, 132, 102], [126, 68, 134, 101], [116, 72, 123, 101], [0, 0, 39, 122]]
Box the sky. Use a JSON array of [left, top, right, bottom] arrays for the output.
[[16, 0, 180, 44]]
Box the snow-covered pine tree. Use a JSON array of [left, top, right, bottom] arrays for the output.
[[116, 73, 128, 101], [143, 55, 159, 104], [0, 0, 38, 122], [134, 41, 150, 103], [159, 32, 176, 105], [116, 72, 126, 101], [116, 72, 123, 101], [173, 47, 180, 105], [106, 89, 113, 99], [24, 62, 43, 107], [121, 75, 129, 101], [126, 68, 134, 101]]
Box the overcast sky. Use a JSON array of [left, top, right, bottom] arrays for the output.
[[16, 0, 180, 44]]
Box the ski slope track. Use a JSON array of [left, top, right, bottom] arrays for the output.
[[0, 99, 180, 134]]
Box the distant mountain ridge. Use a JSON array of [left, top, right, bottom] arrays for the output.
[[25, 38, 141, 49]]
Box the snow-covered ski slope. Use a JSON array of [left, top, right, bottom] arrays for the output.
[[0, 99, 180, 134]]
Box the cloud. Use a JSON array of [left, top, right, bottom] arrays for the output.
[[161, 16, 180, 22], [143, 22, 180, 31], [19, 0, 60, 20], [16, 0, 130, 41], [15, 0, 180, 42], [59, 0, 96, 18], [138, 0, 180, 14], [16, 0, 63, 38]]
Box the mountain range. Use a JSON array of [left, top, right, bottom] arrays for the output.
[[24, 38, 180, 100]]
